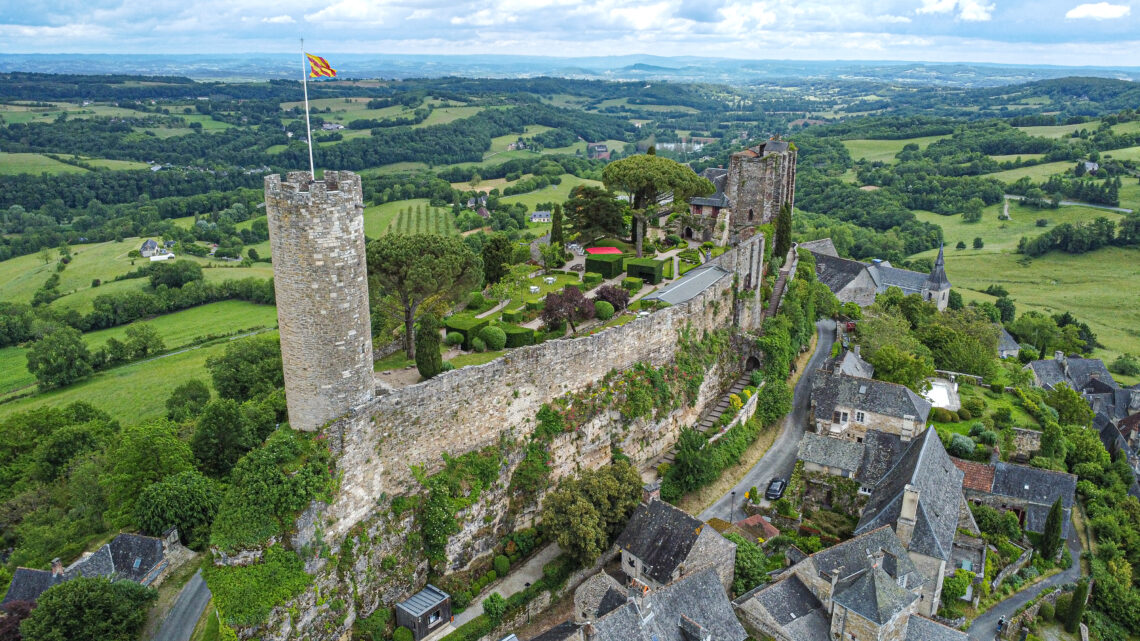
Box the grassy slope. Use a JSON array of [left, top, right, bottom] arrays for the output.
[[985, 161, 1076, 183], [1016, 122, 1097, 139], [0, 152, 87, 175], [840, 135, 947, 164], [363, 199, 430, 237], [0, 332, 278, 424]]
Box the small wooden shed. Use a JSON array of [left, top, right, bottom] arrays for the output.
[[395, 584, 451, 640]]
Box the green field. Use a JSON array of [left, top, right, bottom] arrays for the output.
[[361, 161, 431, 175], [80, 157, 150, 170], [914, 202, 1126, 253], [1102, 145, 1140, 162], [0, 346, 36, 396], [988, 153, 1046, 163], [414, 106, 486, 128], [83, 300, 277, 351], [500, 175, 603, 213], [0, 332, 278, 425], [841, 136, 947, 164], [390, 206, 457, 235], [0, 152, 88, 175], [363, 198, 430, 237], [984, 161, 1074, 183], [1111, 121, 1140, 135], [1016, 122, 1097, 138]]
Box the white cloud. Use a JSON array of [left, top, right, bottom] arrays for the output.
[[305, 0, 391, 24], [916, 0, 994, 20], [1065, 2, 1131, 18], [263, 15, 296, 24], [451, 9, 516, 25]]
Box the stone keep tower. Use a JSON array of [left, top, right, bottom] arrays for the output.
[[725, 139, 797, 229], [265, 171, 374, 431]]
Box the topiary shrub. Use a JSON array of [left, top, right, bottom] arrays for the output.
[[472, 337, 486, 353], [467, 291, 487, 309], [445, 332, 465, 346], [583, 272, 603, 288], [494, 554, 510, 576], [621, 277, 643, 293], [594, 300, 614, 320], [957, 407, 973, 421], [948, 433, 975, 458], [501, 309, 525, 323], [933, 407, 956, 423], [480, 326, 507, 351], [394, 626, 414, 641]]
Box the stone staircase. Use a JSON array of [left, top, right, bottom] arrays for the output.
[[660, 372, 753, 465]]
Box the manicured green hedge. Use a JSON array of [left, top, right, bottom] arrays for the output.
[[502, 324, 535, 348], [501, 308, 526, 323], [625, 258, 665, 284], [585, 253, 625, 279], [525, 299, 544, 311], [583, 272, 603, 288], [444, 314, 490, 349], [621, 277, 643, 293]]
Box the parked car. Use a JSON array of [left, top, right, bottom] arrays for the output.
[[765, 478, 787, 501]]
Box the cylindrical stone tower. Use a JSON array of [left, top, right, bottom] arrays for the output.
[[265, 171, 374, 431]]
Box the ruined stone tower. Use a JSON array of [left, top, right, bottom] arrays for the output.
[[725, 139, 797, 228], [265, 171, 374, 431]]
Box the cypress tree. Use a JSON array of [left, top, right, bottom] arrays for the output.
[[1065, 579, 1088, 633], [551, 204, 564, 246], [774, 202, 792, 260], [414, 313, 443, 379], [1041, 497, 1064, 560]]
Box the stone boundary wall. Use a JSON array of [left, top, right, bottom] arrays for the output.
[[319, 235, 766, 540], [999, 588, 1061, 639], [708, 382, 763, 445], [992, 543, 1034, 591]]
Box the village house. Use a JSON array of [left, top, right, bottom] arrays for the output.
[[998, 328, 1021, 359], [734, 526, 966, 641], [951, 458, 1078, 537], [139, 238, 159, 257], [1, 530, 181, 607], [530, 210, 552, 224], [801, 239, 953, 311], [614, 483, 737, 592], [798, 430, 908, 494], [811, 351, 932, 443]]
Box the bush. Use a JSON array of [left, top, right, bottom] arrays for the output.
[[501, 324, 535, 348], [594, 300, 615, 320], [933, 407, 956, 423], [949, 433, 975, 458], [445, 332, 465, 346], [968, 421, 987, 437], [1055, 593, 1072, 622], [584, 253, 624, 278], [1111, 353, 1140, 377], [621, 277, 643, 293], [626, 258, 665, 284], [494, 554, 510, 576], [991, 383, 1004, 394], [394, 627, 414, 641], [1039, 601, 1055, 621], [472, 337, 486, 353], [501, 308, 525, 323], [957, 407, 973, 421], [467, 292, 487, 309], [963, 396, 987, 416], [977, 430, 999, 446], [525, 299, 544, 311], [480, 326, 507, 351], [595, 284, 631, 310], [583, 272, 603, 288], [1036, 218, 1049, 227]]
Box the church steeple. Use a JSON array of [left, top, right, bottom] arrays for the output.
[[926, 244, 951, 290]]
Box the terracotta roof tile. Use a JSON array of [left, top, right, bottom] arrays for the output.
[[950, 457, 994, 492]]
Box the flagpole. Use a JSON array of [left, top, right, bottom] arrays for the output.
[[301, 38, 316, 181]]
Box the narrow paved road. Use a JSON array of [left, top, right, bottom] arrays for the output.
[[699, 319, 836, 522], [154, 569, 211, 641], [968, 527, 1081, 640]]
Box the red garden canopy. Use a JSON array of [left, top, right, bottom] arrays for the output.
[[585, 247, 622, 255]]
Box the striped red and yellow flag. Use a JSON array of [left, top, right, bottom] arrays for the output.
[[306, 53, 336, 78]]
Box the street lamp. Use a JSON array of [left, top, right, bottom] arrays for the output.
[[730, 490, 736, 523]]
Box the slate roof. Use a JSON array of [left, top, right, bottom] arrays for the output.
[[926, 245, 951, 290], [799, 432, 864, 473], [1027, 356, 1116, 392], [690, 168, 729, 208], [397, 584, 449, 617], [808, 526, 921, 588], [641, 265, 730, 306], [756, 140, 790, 154], [856, 431, 906, 487], [0, 568, 63, 606], [867, 263, 930, 296], [615, 500, 706, 585], [905, 614, 969, 641], [108, 533, 164, 583], [748, 574, 824, 626], [838, 349, 875, 379], [998, 328, 1020, 354], [798, 238, 839, 257], [140, 239, 158, 251], [992, 462, 1077, 536], [833, 566, 918, 625], [811, 252, 869, 293], [530, 622, 582, 641], [69, 546, 114, 579], [813, 369, 932, 424], [949, 458, 996, 493], [856, 428, 964, 562], [588, 566, 747, 641]]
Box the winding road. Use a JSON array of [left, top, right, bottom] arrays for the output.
[[699, 319, 836, 522], [153, 570, 212, 641]]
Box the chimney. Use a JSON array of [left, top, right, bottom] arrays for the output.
[[868, 548, 885, 570], [896, 484, 920, 547], [853, 344, 860, 358], [642, 482, 661, 504], [628, 578, 650, 603], [51, 557, 63, 578]]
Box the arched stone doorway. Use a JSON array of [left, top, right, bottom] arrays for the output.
[[745, 356, 760, 371], [683, 226, 694, 239]]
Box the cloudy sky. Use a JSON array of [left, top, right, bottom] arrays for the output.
[[2, 0, 1139, 66]]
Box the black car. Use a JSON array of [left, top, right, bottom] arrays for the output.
[[765, 478, 787, 501]]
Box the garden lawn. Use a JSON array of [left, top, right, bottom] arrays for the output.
[[0, 332, 278, 424], [508, 273, 583, 309], [840, 135, 947, 164]]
